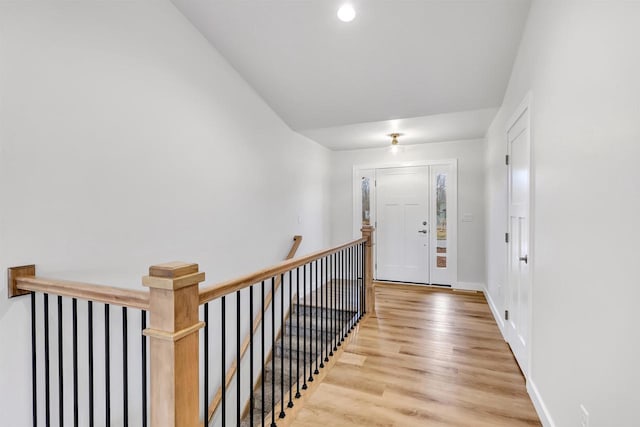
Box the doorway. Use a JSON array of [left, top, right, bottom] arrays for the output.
[[353, 160, 457, 286], [376, 166, 430, 283], [506, 94, 533, 376]]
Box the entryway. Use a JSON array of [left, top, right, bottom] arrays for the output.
[[354, 161, 457, 286]]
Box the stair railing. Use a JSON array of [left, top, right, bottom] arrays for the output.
[[198, 227, 373, 426], [8, 264, 154, 426], [8, 225, 375, 427], [205, 235, 302, 423]]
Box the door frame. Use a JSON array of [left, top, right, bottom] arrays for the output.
[[505, 92, 534, 377], [352, 159, 458, 286]]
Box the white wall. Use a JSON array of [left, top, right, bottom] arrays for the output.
[[485, 0, 640, 425], [331, 139, 486, 286], [0, 1, 330, 425]]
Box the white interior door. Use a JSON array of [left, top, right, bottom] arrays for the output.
[[507, 102, 531, 375], [376, 166, 430, 283]]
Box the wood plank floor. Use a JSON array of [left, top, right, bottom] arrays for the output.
[[289, 283, 541, 427]]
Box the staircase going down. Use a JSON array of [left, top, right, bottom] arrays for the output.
[[241, 285, 359, 427]]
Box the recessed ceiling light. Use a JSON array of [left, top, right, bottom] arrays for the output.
[[337, 4, 356, 22]]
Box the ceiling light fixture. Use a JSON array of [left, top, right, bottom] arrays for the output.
[[388, 133, 403, 154], [337, 4, 356, 22]]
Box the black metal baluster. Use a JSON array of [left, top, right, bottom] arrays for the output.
[[347, 247, 351, 330], [314, 260, 319, 376], [363, 242, 367, 315], [319, 258, 325, 370], [308, 261, 314, 384], [339, 250, 343, 344], [354, 245, 357, 327], [359, 243, 362, 317], [261, 280, 266, 427], [88, 301, 94, 427], [350, 246, 354, 330], [237, 290, 241, 426], [331, 254, 340, 351], [362, 242, 366, 317], [357, 243, 360, 319], [357, 244, 360, 321], [270, 278, 275, 427], [279, 273, 285, 419], [353, 244, 357, 321], [336, 251, 341, 347], [323, 257, 329, 364], [358, 244, 361, 323], [344, 249, 348, 338], [122, 307, 128, 427], [31, 293, 37, 427], [302, 265, 307, 392], [222, 296, 226, 427], [342, 249, 347, 340], [44, 293, 51, 427], [348, 247, 352, 332], [57, 296, 64, 427], [141, 311, 147, 427], [360, 243, 364, 319], [295, 268, 301, 399], [327, 258, 332, 358], [347, 247, 351, 331], [328, 256, 333, 356], [287, 271, 293, 409], [354, 245, 358, 325], [203, 303, 208, 427], [337, 251, 341, 346], [105, 304, 110, 427], [73, 299, 78, 427], [250, 286, 255, 425]]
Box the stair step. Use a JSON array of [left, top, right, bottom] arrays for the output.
[[275, 330, 349, 359], [244, 353, 329, 427], [292, 303, 359, 318], [235, 306, 361, 426], [285, 312, 358, 335]]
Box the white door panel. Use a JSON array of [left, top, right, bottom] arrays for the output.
[[376, 167, 430, 284], [507, 103, 531, 376]]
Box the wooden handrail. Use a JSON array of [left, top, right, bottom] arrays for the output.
[[13, 274, 149, 310], [207, 235, 302, 422], [8, 229, 375, 427], [199, 237, 368, 304]]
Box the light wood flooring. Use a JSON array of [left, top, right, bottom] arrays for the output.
[[288, 283, 541, 427]]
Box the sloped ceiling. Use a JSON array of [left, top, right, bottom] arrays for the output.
[[173, 0, 530, 149]]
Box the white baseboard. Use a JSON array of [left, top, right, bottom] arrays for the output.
[[454, 281, 484, 291], [483, 285, 506, 340], [482, 287, 553, 426], [527, 379, 555, 427]]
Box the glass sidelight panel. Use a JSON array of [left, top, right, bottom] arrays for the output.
[[362, 177, 371, 224], [436, 173, 447, 268]]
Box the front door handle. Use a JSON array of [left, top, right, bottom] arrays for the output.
[[418, 230, 428, 234], [519, 255, 528, 264]]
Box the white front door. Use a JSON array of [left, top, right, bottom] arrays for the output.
[[507, 101, 532, 375], [376, 166, 430, 283]]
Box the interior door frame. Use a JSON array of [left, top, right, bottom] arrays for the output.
[[505, 92, 534, 378], [352, 159, 458, 286]]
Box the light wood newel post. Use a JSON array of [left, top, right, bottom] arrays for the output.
[[143, 262, 205, 427], [361, 225, 376, 315]]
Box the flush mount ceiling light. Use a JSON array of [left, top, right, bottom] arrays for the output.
[[388, 133, 403, 154], [337, 4, 356, 22]]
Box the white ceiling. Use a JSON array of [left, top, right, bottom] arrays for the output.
[[172, 0, 530, 149], [301, 108, 497, 151]]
